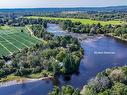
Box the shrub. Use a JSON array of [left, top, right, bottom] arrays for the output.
[[109, 69, 126, 83]]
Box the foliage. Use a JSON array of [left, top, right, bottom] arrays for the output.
[[49, 85, 80, 95], [81, 67, 127, 95]]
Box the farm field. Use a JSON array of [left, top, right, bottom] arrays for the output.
[[27, 16, 127, 25], [0, 26, 42, 57]]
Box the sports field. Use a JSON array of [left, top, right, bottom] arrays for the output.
[[0, 26, 42, 57], [27, 16, 127, 25]]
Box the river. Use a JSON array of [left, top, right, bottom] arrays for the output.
[[1, 24, 127, 95]]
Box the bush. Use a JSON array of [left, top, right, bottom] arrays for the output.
[[111, 83, 127, 95], [49, 85, 80, 95], [0, 60, 5, 68], [109, 69, 126, 83]]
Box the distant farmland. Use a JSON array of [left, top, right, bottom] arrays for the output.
[[27, 16, 126, 25], [0, 26, 41, 57]]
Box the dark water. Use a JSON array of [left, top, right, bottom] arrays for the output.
[[1, 24, 127, 95]]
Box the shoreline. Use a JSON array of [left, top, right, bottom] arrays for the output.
[[0, 76, 53, 88], [106, 34, 127, 43]]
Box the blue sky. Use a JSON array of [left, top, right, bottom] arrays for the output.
[[0, 0, 127, 8]]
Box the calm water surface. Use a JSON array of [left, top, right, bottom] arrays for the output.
[[1, 24, 127, 95]]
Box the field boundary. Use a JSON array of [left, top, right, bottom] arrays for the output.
[[26, 16, 127, 25], [25, 26, 46, 43]]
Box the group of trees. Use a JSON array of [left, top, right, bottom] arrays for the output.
[[81, 66, 127, 95], [58, 20, 127, 39], [0, 59, 14, 77], [49, 85, 80, 95], [31, 24, 54, 40], [45, 12, 127, 21], [59, 20, 111, 34], [113, 25, 127, 39], [0, 17, 49, 26]]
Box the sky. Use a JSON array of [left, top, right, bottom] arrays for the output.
[[0, 0, 127, 8]]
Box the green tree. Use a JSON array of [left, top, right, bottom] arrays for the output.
[[0, 60, 5, 68], [111, 83, 127, 95]]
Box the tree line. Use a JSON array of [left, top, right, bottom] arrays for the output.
[[58, 20, 127, 39]]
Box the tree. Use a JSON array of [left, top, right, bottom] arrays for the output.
[[0, 60, 5, 68], [52, 61, 60, 76], [81, 85, 97, 95], [0, 69, 5, 77], [62, 54, 72, 74], [109, 69, 126, 83], [61, 85, 74, 95], [111, 83, 127, 95], [49, 85, 80, 95], [49, 86, 59, 95], [56, 51, 66, 62], [21, 29, 24, 32]]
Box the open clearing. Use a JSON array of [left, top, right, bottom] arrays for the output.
[[0, 26, 42, 57], [27, 16, 127, 25]]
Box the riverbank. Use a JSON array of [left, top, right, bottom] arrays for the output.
[[0, 75, 53, 88], [0, 70, 54, 88], [47, 23, 104, 42], [106, 33, 127, 43]]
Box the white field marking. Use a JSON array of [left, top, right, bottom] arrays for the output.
[[0, 42, 12, 54], [0, 41, 6, 43], [5, 34, 29, 48], [13, 34, 36, 45], [4, 29, 30, 48], [13, 27, 37, 45], [0, 29, 17, 35], [25, 26, 34, 36], [0, 35, 21, 51], [25, 26, 43, 42], [14, 26, 42, 43]]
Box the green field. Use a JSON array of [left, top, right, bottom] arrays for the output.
[[0, 26, 42, 57], [27, 16, 127, 25]]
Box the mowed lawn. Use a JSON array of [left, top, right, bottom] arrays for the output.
[[27, 16, 127, 25], [0, 26, 42, 57]]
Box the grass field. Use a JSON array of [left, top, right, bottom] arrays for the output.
[[27, 16, 127, 25], [0, 26, 42, 57]]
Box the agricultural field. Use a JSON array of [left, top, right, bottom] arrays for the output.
[[27, 16, 127, 25], [0, 26, 42, 57]]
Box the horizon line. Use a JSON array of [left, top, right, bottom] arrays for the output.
[[0, 5, 126, 9]]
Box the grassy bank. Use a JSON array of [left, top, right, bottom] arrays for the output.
[[26, 16, 126, 25], [0, 70, 53, 82]]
